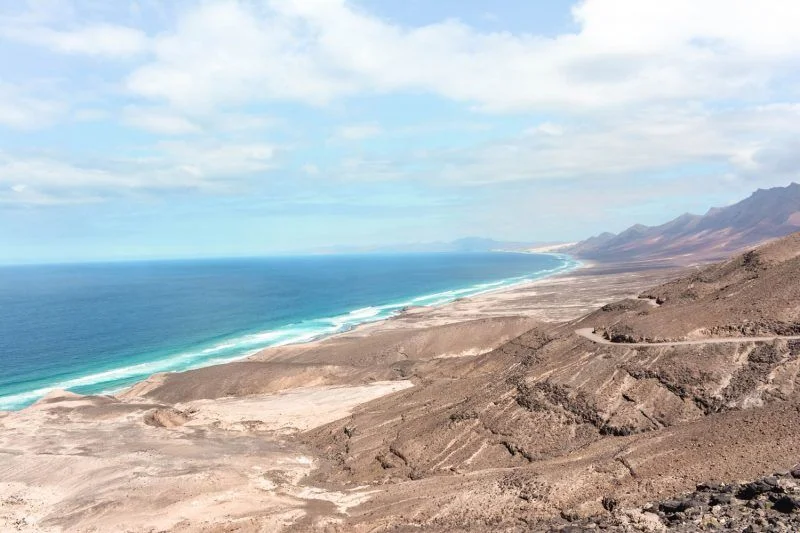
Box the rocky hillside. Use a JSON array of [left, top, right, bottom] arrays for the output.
[[585, 231, 800, 342], [301, 232, 800, 531], [568, 183, 800, 264]]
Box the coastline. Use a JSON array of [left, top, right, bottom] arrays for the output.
[[121, 256, 682, 404], [0, 255, 687, 532], [244, 252, 587, 355], [117, 252, 589, 402], [0, 252, 580, 411]]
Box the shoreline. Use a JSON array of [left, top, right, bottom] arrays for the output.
[[0, 255, 689, 532], [0, 252, 581, 411], [118, 252, 584, 400], [120, 257, 681, 404], [239, 253, 589, 357]]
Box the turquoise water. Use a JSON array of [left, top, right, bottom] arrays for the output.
[[0, 252, 578, 410]]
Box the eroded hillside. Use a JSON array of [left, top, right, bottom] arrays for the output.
[[302, 233, 800, 531]]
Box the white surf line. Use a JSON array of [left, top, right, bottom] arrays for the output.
[[575, 328, 800, 347]]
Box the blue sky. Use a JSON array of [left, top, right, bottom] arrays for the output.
[[1, 0, 800, 263]]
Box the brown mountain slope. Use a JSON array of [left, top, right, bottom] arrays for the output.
[[569, 183, 800, 263], [302, 233, 800, 531], [584, 231, 800, 343]]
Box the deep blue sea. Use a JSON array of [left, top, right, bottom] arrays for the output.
[[0, 252, 577, 410]]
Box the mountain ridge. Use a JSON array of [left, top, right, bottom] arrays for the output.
[[568, 182, 800, 263]]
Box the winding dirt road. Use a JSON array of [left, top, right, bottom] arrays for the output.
[[574, 328, 800, 347]]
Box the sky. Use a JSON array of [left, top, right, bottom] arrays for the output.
[[1, 0, 800, 263]]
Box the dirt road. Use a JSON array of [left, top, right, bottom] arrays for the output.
[[574, 327, 800, 346]]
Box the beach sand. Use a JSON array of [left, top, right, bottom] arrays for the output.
[[0, 261, 682, 532]]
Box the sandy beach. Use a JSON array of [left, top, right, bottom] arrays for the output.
[[0, 260, 683, 532]]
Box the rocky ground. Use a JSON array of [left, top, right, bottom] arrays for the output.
[[555, 468, 800, 532]]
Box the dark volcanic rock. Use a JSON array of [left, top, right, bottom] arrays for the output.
[[658, 499, 685, 514], [600, 299, 644, 312], [697, 481, 723, 492], [563, 470, 800, 531], [710, 493, 732, 505], [737, 481, 774, 500], [659, 498, 701, 514], [603, 324, 641, 343], [773, 496, 800, 514]]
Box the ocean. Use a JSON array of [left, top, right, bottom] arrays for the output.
[[0, 252, 577, 410]]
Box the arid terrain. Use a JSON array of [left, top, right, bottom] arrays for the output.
[[3, 233, 800, 531]]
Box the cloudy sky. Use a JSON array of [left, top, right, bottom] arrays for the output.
[[1, 0, 800, 263]]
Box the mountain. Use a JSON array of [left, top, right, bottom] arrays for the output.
[[312, 237, 561, 254], [568, 183, 800, 263], [592, 230, 800, 342]]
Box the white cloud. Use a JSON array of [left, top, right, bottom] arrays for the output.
[[156, 141, 277, 179], [0, 153, 135, 190], [126, 1, 355, 111], [572, 0, 800, 57], [121, 106, 277, 135], [123, 0, 800, 112], [0, 192, 71, 206], [527, 122, 564, 136], [335, 123, 382, 141], [72, 108, 110, 122], [123, 107, 201, 135], [3, 23, 148, 57], [0, 83, 64, 129], [0, 139, 279, 205], [213, 113, 277, 132], [3, 0, 800, 209], [0, 186, 104, 206], [321, 104, 800, 187], [301, 163, 320, 175], [336, 156, 404, 182], [9, 0, 800, 129]]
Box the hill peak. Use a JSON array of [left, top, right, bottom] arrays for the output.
[[568, 183, 800, 263]]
